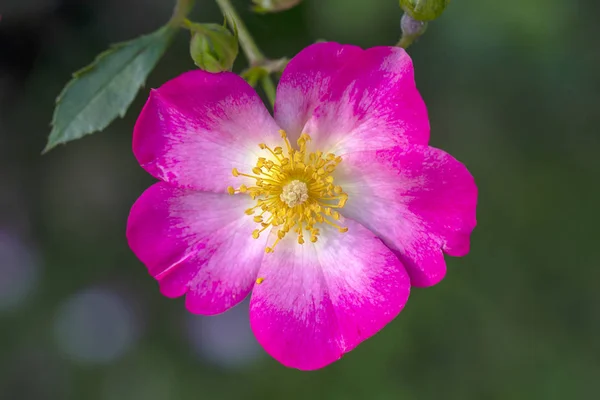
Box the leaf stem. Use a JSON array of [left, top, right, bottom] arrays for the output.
[[215, 0, 276, 108]]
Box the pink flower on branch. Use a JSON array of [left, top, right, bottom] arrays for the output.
[[127, 42, 477, 370]]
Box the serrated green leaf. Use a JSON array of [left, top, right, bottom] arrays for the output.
[[44, 26, 176, 153]]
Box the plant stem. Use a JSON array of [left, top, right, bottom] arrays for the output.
[[397, 35, 415, 49], [170, 0, 196, 27], [215, 0, 276, 108], [215, 0, 265, 64], [260, 74, 277, 108]]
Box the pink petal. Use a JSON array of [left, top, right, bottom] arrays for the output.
[[249, 219, 410, 370], [274, 42, 362, 143], [304, 45, 430, 154], [126, 183, 269, 315], [336, 145, 478, 287], [133, 70, 281, 192]]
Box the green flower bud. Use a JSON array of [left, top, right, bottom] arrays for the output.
[[399, 0, 450, 21], [189, 23, 238, 73], [252, 0, 302, 14]]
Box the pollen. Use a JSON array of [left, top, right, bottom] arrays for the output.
[[228, 130, 349, 253]]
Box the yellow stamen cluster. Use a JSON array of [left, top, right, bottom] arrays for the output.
[[227, 130, 349, 253]]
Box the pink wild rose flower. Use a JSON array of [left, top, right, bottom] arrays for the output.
[[126, 42, 477, 370]]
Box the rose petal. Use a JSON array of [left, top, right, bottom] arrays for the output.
[[133, 70, 281, 192], [305, 46, 430, 154], [126, 183, 269, 315], [336, 145, 478, 287], [249, 218, 410, 370], [274, 42, 362, 143]]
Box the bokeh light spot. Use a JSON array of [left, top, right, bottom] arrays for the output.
[[186, 301, 263, 369], [53, 288, 138, 365]]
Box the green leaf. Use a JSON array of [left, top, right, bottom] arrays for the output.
[[44, 26, 176, 153]]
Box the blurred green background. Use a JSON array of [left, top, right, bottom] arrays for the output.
[[1, 0, 599, 399]]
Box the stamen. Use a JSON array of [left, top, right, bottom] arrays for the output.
[[230, 131, 349, 253]]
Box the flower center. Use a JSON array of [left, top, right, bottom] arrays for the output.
[[227, 130, 348, 253], [280, 180, 309, 207]]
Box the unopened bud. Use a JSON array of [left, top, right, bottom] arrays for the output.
[[252, 0, 302, 14], [401, 13, 427, 39], [399, 0, 450, 21], [189, 23, 238, 72]]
